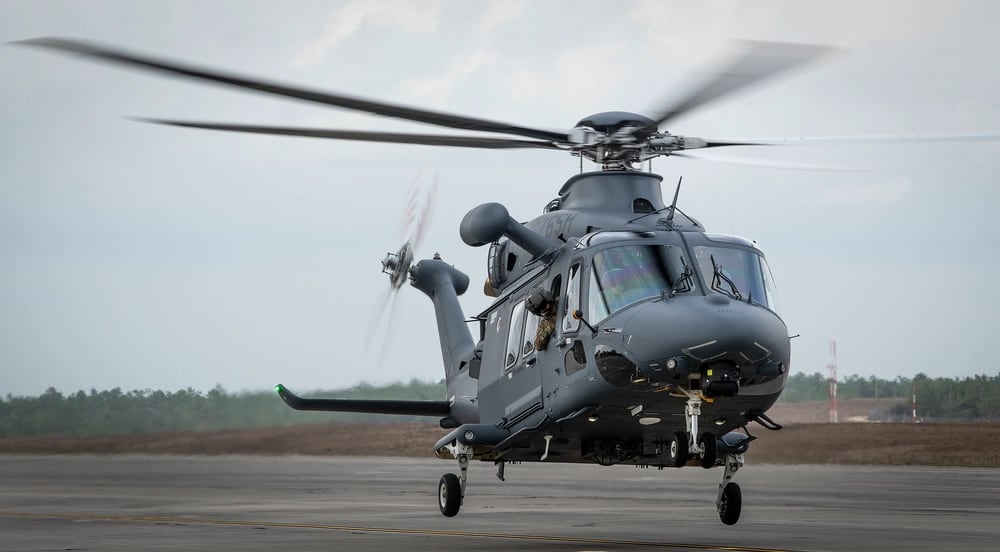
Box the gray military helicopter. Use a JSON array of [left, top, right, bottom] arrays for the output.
[[17, 38, 1000, 526]]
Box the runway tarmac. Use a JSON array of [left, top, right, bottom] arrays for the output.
[[1, 455, 997, 551]]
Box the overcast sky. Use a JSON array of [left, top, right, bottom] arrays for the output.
[[2, 1, 999, 396]]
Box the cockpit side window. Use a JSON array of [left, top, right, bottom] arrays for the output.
[[588, 266, 610, 322], [760, 257, 780, 313], [561, 263, 582, 333]]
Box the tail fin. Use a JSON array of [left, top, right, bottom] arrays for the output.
[[409, 256, 478, 424], [408, 257, 474, 380]]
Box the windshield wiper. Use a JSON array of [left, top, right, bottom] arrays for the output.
[[667, 256, 694, 299], [710, 255, 742, 300]]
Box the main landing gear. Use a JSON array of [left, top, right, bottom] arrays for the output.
[[670, 390, 745, 525], [438, 443, 470, 517], [668, 391, 719, 469]]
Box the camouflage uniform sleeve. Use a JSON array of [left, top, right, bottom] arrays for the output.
[[534, 314, 556, 351]]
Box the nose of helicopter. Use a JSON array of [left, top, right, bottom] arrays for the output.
[[594, 295, 790, 392]]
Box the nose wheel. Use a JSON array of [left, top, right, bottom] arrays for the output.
[[718, 481, 742, 525], [671, 388, 747, 525], [437, 444, 470, 517], [438, 472, 462, 517], [715, 452, 744, 525]]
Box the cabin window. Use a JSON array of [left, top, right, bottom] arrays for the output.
[[564, 340, 587, 375], [522, 309, 539, 357], [505, 301, 526, 369], [561, 263, 582, 333]]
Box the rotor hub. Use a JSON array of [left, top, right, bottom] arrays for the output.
[[574, 111, 656, 137], [381, 241, 414, 290]]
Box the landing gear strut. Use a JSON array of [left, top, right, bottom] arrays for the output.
[[674, 390, 717, 468], [438, 443, 470, 517], [674, 389, 748, 525]]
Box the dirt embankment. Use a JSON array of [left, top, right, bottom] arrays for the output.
[[3, 420, 998, 468], [766, 397, 910, 423]]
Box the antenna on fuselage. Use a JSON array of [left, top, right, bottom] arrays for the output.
[[665, 176, 683, 226]]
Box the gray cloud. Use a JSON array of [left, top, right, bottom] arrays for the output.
[[1, 0, 998, 396]]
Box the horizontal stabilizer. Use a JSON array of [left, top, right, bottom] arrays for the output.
[[275, 384, 451, 417]]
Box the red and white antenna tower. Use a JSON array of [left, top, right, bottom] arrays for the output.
[[827, 340, 839, 423]]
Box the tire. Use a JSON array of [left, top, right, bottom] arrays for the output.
[[698, 432, 717, 469], [668, 431, 688, 467], [718, 482, 742, 525], [438, 473, 462, 517]]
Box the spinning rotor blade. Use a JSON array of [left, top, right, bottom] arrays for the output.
[[15, 37, 570, 143], [368, 170, 437, 363], [648, 41, 830, 130], [133, 118, 562, 149], [697, 132, 1000, 147], [671, 151, 867, 172], [399, 171, 438, 252]]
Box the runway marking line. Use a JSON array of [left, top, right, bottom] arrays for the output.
[[0, 511, 796, 552]]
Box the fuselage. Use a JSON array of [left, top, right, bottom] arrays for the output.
[[456, 170, 791, 465]]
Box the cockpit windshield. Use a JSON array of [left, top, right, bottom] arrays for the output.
[[589, 244, 692, 320], [693, 245, 779, 313]]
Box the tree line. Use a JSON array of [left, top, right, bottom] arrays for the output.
[[779, 371, 1000, 420], [3, 373, 998, 437], [0, 380, 445, 438]]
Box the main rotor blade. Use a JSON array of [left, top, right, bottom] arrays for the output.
[[15, 37, 570, 143], [648, 41, 830, 130], [133, 118, 562, 149], [671, 151, 867, 172], [700, 132, 1000, 147]]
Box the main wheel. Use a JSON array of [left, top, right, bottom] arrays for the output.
[[718, 482, 742, 525], [668, 431, 688, 467], [698, 432, 717, 469], [438, 473, 462, 517]]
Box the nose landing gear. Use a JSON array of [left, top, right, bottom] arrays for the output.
[[716, 453, 744, 525], [438, 443, 470, 517], [673, 388, 747, 525]]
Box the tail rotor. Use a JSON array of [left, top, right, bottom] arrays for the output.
[[366, 171, 438, 363]]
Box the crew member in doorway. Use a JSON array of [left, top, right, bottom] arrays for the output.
[[527, 288, 557, 351]]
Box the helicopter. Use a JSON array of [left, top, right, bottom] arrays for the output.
[[16, 38, 1000, 526]]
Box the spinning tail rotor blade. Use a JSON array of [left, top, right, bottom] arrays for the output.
[[15, 37, 570, 143], [365, 288, 403, 372], [367, 170, 438, 364], [398, 170, 438, 253], [364, 286, 395, 356], [647, 41, 831, 130], [412, 172, 437, 252]]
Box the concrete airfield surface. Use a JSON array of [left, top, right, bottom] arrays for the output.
[[1, 455, 998, 552]]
